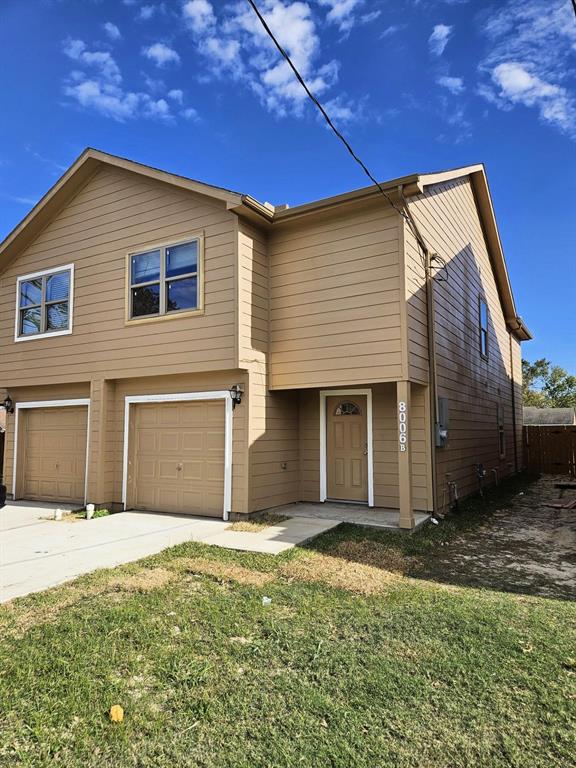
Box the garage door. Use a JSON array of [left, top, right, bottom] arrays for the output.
[[129, 400, 225, 517], [22, 407, 88, 504]]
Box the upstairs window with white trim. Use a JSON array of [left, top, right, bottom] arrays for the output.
[[479, 298, 489, 358], [16, 265, 73, 341], [128, 238, 201, 321]]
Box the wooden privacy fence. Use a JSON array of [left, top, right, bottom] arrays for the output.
[[523, 426, 576, 476]]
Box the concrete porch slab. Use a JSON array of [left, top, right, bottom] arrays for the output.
[[200, 517, 341, 555], [270, 502, 431, 531]]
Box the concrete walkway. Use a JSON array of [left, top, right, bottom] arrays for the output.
[[0, 503, 340, 603]]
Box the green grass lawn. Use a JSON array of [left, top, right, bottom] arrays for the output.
[[1, 477, 574, 767]]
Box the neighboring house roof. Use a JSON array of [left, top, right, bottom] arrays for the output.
[[0, 147, 530, 341], [523, 407, 576, 426]]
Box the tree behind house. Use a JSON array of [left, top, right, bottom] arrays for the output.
[[522, 358, 576, 408]]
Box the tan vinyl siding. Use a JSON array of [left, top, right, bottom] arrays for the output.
[[404, 221, 430, 384], [0, 166, 238, 386], [248, 373, 300, 512], [237, 219, 300, 512], [269, 202, 404, 389], [406, 176, 520, 504]]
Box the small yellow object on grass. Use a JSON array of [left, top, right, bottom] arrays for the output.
[[109, 705, 124, 723]]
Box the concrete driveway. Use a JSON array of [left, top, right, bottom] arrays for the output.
[[0, 502, 229, 603]]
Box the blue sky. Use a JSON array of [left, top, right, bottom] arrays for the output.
[[1, 0, 575, 370]]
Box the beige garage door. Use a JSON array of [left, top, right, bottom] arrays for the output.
[[129, 400, 225, 517], [22, 407, 88, 504]]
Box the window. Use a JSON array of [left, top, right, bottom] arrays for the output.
[[15, 265, 73, 341], [128, 238, 201, 321], [334, 401, 361, 416], [497, 403, 505, 459], [479, 298, 489, 358]]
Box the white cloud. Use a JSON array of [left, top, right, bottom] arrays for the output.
[[138, 5, 156, 21], [202, 37, 241, 67], [182, 106, 200, 121], [142, 43, 181, 67], [63, 39, 121, 84], [317, 0, 380, 33], [62, 37, 184, 123], [168, 88, 184, 103], [144, 97, 172, 119], [182, 0, 216, 33], [490, 62, 574, 133], [428, 24, 453, 56], [180, 0, 362, 120], [478, 0, 576, 137], [63, 79, 140, 121], [102, 22, 121, 41], [318, 0, 360, 31], [381, 24, 405, 38], [437, 75, 464, 94]]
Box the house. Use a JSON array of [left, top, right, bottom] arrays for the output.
[[523, 407, 576, 426], [0, 149, 530, 529]]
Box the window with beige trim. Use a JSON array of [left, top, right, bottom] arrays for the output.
[[129, 238, 200, 320], [15, 265, 73, 341], [479, 298, 489, 358]]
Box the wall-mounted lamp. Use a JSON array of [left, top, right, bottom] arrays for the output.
[[1, 395, 14, 414], [229, 384, 244, 409]]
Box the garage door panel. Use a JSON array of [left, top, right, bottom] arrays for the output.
[[181, 461, 204, 481], [158, 461, 180, 481], [206, 431, 225, 451], [130, 399, 225, 517], [22, 406, 88, 504]]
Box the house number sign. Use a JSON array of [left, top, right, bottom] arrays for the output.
[[398, 401, 408, 452]]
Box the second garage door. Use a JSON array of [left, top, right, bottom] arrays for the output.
[[22, 406, 88, 504], [128, 400, 225, 517]]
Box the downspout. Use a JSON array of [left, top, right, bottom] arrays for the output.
[[509, 332, 519, 473], [398, 185, 439, 515]]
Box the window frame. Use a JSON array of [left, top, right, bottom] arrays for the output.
[[14, 264, 74, 342], [125, 234, 204, 325], [479, 297, 489, 359]]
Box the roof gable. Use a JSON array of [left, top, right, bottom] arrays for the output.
[[0, 148, 244, 274]]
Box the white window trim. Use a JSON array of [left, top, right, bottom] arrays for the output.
[[121, 391, 233, 520], [14, 264, 75, 342], [319, 389, 374, 507], [12, 399, 91, 505]]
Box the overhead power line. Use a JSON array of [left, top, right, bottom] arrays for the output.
[[245, 0, 447, 281], [245, 0, 415, 229]]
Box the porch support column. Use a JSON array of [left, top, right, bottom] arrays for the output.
[[397, 381, 415, 530]]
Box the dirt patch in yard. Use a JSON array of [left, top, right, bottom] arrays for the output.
[[332, 540, 419, 572], [107, 567, 176, 593], [176, 558, 276, 587], [414, 475, 576, 600], [281, 550, 409, 596]]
